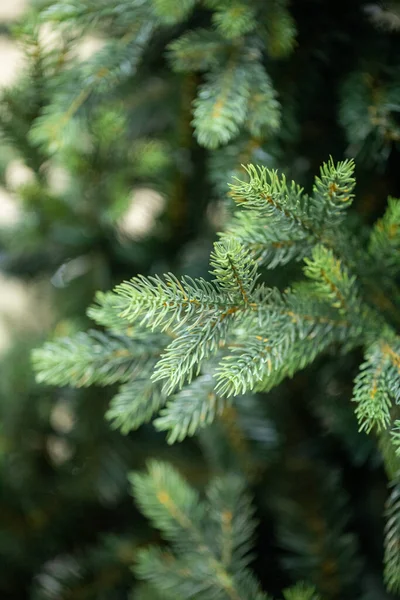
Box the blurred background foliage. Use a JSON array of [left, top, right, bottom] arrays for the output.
[[0, 0, 400, 598]]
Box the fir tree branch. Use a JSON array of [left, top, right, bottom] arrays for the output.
[[106, 378, 167, 434], [311, 157, 356, 225], [205, 475, 256, 570], [384, 477, 400, 593], [244, 63, 280, 137], [390, 420, 400, 457], [369, 196, 400, 274], [32, 330, 162, 387], [228, 164, 310, 237], [152, 319, 234, 395], [149, 0, 196, 25], [167, 29, 227, 72], [215, 286, 356, 397], [220, 211, 310, 269], [87, 290, 135, 334], [210, 238, 259, 303], [209, 1, 258, 39], [192, 56, 251, 149], [154, 374, 226, 443], [31, 22, 154, 151], [351, 340, 400, 433], [115, 274, 231, 332], [130, 460, 205, 547], [283, 582, 321, 600], [131, 461, 269, 600], [303, 245, 361, 317]]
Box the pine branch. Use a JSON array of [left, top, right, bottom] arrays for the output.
[[130, 460, 205, 548], [167, 29, 227, 72], [106, 378, 167, 434], [151, 319, 233, 395], [254, 323, 354, 395], [154, 374, 226, 443], [32, 330, 162, 387], [131, 461, 270, 600], [369, 197, 400, 275], [215, 326, 292, 397], [390, 420, 400, 456], [311, 157, 356, 226], [244, 63, 281, 138], [113, 240, 261, 394], [384, 477, 400, 593], [228, 164, 308, 237], [209, 2, 257, 39], [215, 286, 355, 397], [31, 22, 154, 152], [303, 245, 361, 317], [210, 238, 259, 303], [42, 0, 144, 32], [283, 583, 321, 600], [87, 291, 135, 334], [220, 211, 310, 269], [192, 61, 251, 149], [352, 340, 400, 433], [134, 547, 211, 600], [115, 274, 229, 332], [261, 0, 297, 58], [149, 0, 196, 25], [339, 70, 400, 165], [205, 475, 256, 570], [229, 159, 356, 244]]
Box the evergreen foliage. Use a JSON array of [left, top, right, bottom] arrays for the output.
[[130, 460, 319, 600], [384, 477, 400, 593], [33, 159, 400, 442], [34, 158, 400, 596], [2, 0, 400, 598]]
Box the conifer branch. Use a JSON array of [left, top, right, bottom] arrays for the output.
[[244, 64, 281, 137], [32, 330, 162, 387], [207, 1, 258, 39], [283, 583, 321, 600], [390, 420, 400, 457], [228, 164, 309, 236], [228, 159, 356, 245], [303, 246, 361, 317], [215, 327, 292, 397], [220, 211, 310, 269], [154, 374, 226, 443], [87, 291, 135, 334], [369, 197, 400, 274], [352, 341, 400, 433], [167, 29, 226, 72], [215, 286, 356, 397], [31, 22, 154, 151], [311, 157, 356, 225], [261, 0, 297, 58], [106, 378, 166, 434], [384, 478, 400, 593], [149, 0, 195, 25], [131, 461, 269, 600], [210, 238, 259, 303], [192, 58, 251, 149], [205, 475, 257, 569], [152, 319, 233, 395], [115, 274, 230, 332]]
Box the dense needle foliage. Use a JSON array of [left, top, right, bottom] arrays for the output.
[[1, 0, 400, 598]]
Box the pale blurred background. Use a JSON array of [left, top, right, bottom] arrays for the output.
[[0, 0, 32, 353], [0, 0, 165, 354]]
